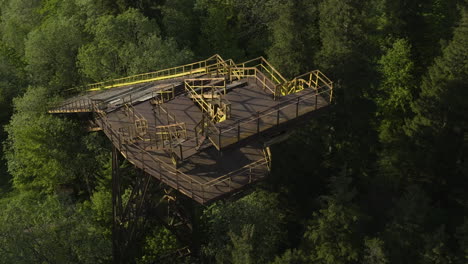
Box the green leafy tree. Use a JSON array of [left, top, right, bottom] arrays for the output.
[[0, 192, 111, 264], [202, 190, 285, 264], [195, 0, 246, 60], [228, 224, 255, 264], [4, 87, 102, 193], [302, 174, 363, 264], [420, 225, 456, 264], [406, 8, 468, 185], [138, 225, 180, 264], [363, 238, 388, 264], [266, 1, 304, 78], [0, 43, 27, 191], [455, 218, 468, 262], [316, 0, 368, 89], [267, 0, 321, 78], [383, 185, 430, 263], [161, 0, 200, 48], [382, 0, 464, 70], [270, 249, 306, 264], [78, 8, 193, 82], [195, 0, 272, 60], [0, 0, 42, 55], [315, 0, 378, 180], [376, 38, 417, 179], [24, 16, 84, 91]]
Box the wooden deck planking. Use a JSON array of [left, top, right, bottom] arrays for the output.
[[216, 80, 329, 148], [101, 100, 270, 203], [51, 70, 331, 203]]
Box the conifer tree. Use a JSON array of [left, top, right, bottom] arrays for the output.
[[406, 8, 468, 184], [267, 0, 321, 78]]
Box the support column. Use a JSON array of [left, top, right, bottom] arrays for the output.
[[112, 146, 123, 264]]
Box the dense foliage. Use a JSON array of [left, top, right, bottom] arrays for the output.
[[0, 0, 467, 263]]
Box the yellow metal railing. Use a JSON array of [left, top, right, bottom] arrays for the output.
[[84, 54, 225, 91], [277, 70, 333, 101], [237, 57, 287, 85], [184, 78, 231, 122], [58, 55, 333, 107], [95, 108, 269, 204]]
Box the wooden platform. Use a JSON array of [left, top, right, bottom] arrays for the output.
[[48, 57, 333, 204]]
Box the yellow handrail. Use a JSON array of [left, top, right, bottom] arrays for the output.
[[84, 54, 223, 92], [184, 78, 231, 122], [277, 70, 333, 101], [238, 57, 287, 85]]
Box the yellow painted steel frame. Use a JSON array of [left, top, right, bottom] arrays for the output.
[[84, 54, 227, 91], [184, 78, 231, 122], [277, 70, 333, 102], [237, 57, 287, 85], [79, 53, 333, 102]]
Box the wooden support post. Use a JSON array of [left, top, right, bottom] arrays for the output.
[[257, 112, 260, 133], [273, 86, 277, 101], [218, 128, 222, 149], [112, 146, 123, 264], [296, 97, 300, 117], [159, 161, 162, 179], [315, 89, 318, 110], [202, 114, 205, 136], [276, 105, 280, 126], [237, 121, 240, 142], [202, 185, 205, 204], [179, 144, 183, 161]]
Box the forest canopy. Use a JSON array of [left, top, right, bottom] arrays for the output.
[[0, 0, 467, 263]]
